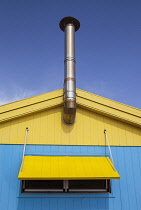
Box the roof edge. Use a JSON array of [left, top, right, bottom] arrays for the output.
[[0, 88, 140, 127], [76, 89, 141, 117], [0, 89, 63, 114]]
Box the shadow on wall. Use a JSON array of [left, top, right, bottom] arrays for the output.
[[17, 197, 109, 210]]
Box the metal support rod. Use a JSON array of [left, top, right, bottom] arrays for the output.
[[20, 127, 29, 172], [104, 129, 116, 171]]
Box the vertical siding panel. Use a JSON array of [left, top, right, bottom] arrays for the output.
[[0, 123, 3, 143], [0, 145, 12, 210], [16, 145, 22, 199], [89, 198, 98, 210], [32, 113, 41, 144], [96, 114, 105, 146], [87, 145, 95, 155], [41, 198, 50, 210], [90, 112, 99, 146], [40, 111, 48, 145], [17, 117, 26, 144], [47, 109, 55, 145], [54, 145, 62, 155], [82, 198, 90, 209], [70, 120, 77, 146], [66, 198, 73, 210], [125, 124, 134, 146], [73, 144, 81, 155], [54, 107, 62, 145], [103, 117, 113, 145], [25, 199, 33, 210], [94, 144, 103, 156], [2, 121, 11, 144], [10, 119, 19, 144], [0, 145, 4, 208], [110, 120, 119, 146], [133, 127, 141, 146], [83, 109, 91, 145], [26, 115, 34, 145], [17, 199, 25, 210], [109, 198, 114, 210], [116, 147, 130, 210], [137, 147, 141, 174], [73, 198, 82, 209], [76, 107, 84, 145], [33, 199, 42, 210], [137, 146, 141, 207], [113, 147, 122, 210], [88, 111, 93, 146], [80, 145, 88, 155], [7, 145, 18, 210], [35, 145, 44, 155], [27, 144, 36, 155], [124, 147, 138, 210], [61, 123, 70, 145], [65, 145, 72, 155], [97, 198, 107, 209], [118, 122, 127, 146], [58, 198, 66, 210], [140, 129, 141, 145], [138, 146, 141, 209], [131, 147, 141, 210], [70, 125, 76, 145], [50, 198, 58, 210]]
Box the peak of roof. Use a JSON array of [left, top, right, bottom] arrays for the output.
[[0, 88, 140, 127]]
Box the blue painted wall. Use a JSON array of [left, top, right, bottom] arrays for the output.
[[0, 145, 141, 210]]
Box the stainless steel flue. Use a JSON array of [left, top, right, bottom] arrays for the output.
[[60, 16, 80, 125]]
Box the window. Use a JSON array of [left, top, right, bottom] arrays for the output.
[[68, 180, 111, 192], [22, 180, 64, 193], [21, 179, 111, 193]]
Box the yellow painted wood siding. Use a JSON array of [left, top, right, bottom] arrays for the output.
[[77, 95, 141, 128], [0, 106, 140, 146]]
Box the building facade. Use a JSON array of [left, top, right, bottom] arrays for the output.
[[0, 88, 141, 210]]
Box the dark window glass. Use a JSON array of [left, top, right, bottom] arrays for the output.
[[69, 180, 106, 189], [21, 179, 111, 193], [68, 180, 110, 192], [22, 180, 63, 193]]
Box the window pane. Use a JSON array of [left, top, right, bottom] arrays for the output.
[[69, 180, 108, 190], [24, 180, 63, 190], [21, 179, 110, 193]]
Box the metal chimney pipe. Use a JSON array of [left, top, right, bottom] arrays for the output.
[[59, 16, 80, 125]]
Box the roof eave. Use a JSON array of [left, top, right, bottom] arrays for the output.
[[0, 88, 140, 128]]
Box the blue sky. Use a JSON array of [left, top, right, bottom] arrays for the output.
[[0, 1, 141, 108]]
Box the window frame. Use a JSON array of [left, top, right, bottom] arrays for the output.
[[21, 180, 64, 193], [21, 179, 111, 193]]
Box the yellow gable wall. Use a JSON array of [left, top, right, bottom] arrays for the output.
[[0, 106, 140, 146]]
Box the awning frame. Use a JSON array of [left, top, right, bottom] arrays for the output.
[[19, 128, 119, 180]]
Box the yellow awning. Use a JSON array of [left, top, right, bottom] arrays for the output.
[[18, 156, 120, 180]]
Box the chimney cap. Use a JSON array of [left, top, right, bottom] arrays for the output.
[[59, 16, 80, 32]]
